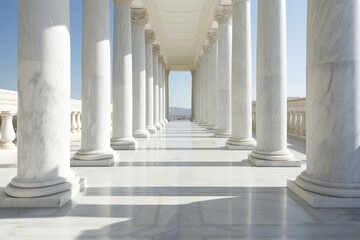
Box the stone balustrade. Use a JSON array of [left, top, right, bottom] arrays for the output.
[[0, 89, 82, 150], [252, 97, 306, 140]]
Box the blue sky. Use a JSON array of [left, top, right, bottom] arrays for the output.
[[0, 0, 306, 109]]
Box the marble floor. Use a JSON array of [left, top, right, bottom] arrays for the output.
[[1, 121, 360, 239]]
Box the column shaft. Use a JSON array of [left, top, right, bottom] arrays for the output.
[[153, 45, 162, 130], [288, 0, 360, 207], [5, 0, 83, 205], [249, 0, 298, 166], [111, 0, 138, 150], [214, 6, 232, 138], [73, 0, 116, 166], [226, 0, 256, 149]]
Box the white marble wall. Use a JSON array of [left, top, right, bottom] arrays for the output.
[[5, 0, 82, 201], [72, 0, 116, 166], [111, 0, 138, 150], [288, 0, 360, 207]]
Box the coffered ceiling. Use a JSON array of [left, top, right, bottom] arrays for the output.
[[131, 0, 231, 71]]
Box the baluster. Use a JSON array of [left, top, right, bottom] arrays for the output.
[[1, 111, 16, 149]]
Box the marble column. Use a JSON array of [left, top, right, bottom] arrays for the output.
[[288, 0, 360, 207], [145, 30, 157, 134], [197, 55, 204, 125], [3, 0, 84, 207], [214, 6, 232, 138], [0, 111, 16, 149], [153, 45, 162, 130], [111, 0, 138, 150], [164, 70, 169, 123], [202, 44, 210, 128], [131, 9, 150, 138], [159, 56, 166, 127], [248, 0, 299, 167], [72, 0, 116, 166], [206, 30, 219, 131], [191, 71, 196, 122], [226, 0, 256, 150]]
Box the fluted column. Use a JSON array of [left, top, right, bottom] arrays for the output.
[[111, 0, 138, 150], [72, 0, 116, 166], [164, 70, 169, 123], [159, 56, 165, 127], [288, 0, 360, 207], [153, 45, 162, 130], [248, 0, 299, 167], [214, 6, 232, 138], [131, 9, 150, 138], [197, 54, 204, 125], [145, 30, 157, 134], [206, 30, 219, 131], [4, 0, 84, 207], [1, 111, 16, 149], [226, 0, 256, 150]]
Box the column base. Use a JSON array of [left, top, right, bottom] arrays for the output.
[[214, 129, 231, 138], [111, 137, 138, 150], [133, 129, 150, 138], [206, 125, 217, 132], [146, 125, 158, 134], [164, 119, 168, 123], [248, 150, 300, 167], [225, 137, 256, 150], [1, 142, 16, 149], [71, 149, 117, 167], [0, 178, 86, 208], [287, 179, 360, 208], [160, 121, 166, 127], [155, 123, 162, 130]]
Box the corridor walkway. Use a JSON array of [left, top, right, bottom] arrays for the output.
[[1, 121, 360, 239]]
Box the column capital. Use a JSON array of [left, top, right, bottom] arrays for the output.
[[159, 55, 164, 65], [153, 44, 160, 55], [191, 70, 196, 76], [202, 43, 210, 55], [113, 0, 133, 5], [207, 29, 218, 44], [145, 30, 155, 44], [131, 8, 148, 26], [214, 5, 233, 24]]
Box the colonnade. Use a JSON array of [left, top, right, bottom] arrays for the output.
[[1, 0, 360, 209], [192, 0, 360, 207]]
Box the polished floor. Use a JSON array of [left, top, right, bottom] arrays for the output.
[[1, 121, 360, 239]]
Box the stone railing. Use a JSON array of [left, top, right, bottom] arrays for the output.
[[252, 97, 306, 140], [0, 89, 82, 150]]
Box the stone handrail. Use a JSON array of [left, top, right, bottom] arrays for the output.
[[0, 89, 83, 149], [252, 97, 306, 140]]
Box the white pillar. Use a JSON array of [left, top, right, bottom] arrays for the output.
[[206, 30, 219, 131], [72, 0, 116, 166], [4, 0, 84, 207], [202, 45, 210, 128], [145, 30, 157, 134], [159, 56, 165, 127], [111, 0, 138, 150], [1, 111, 16, 149], [164, 70, 169, 123], [249, 0, 298, 166], [226, 0, 256, 150], [197, 55, 204, 125], [214, 6, 232, 138], [131, 9, 150, 138], [288, 0, 360, 207], [153, 45, 162, 130], [191, 71, 196, 122]]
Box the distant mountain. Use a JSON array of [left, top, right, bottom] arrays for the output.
[[169, 107, 191, 117]]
